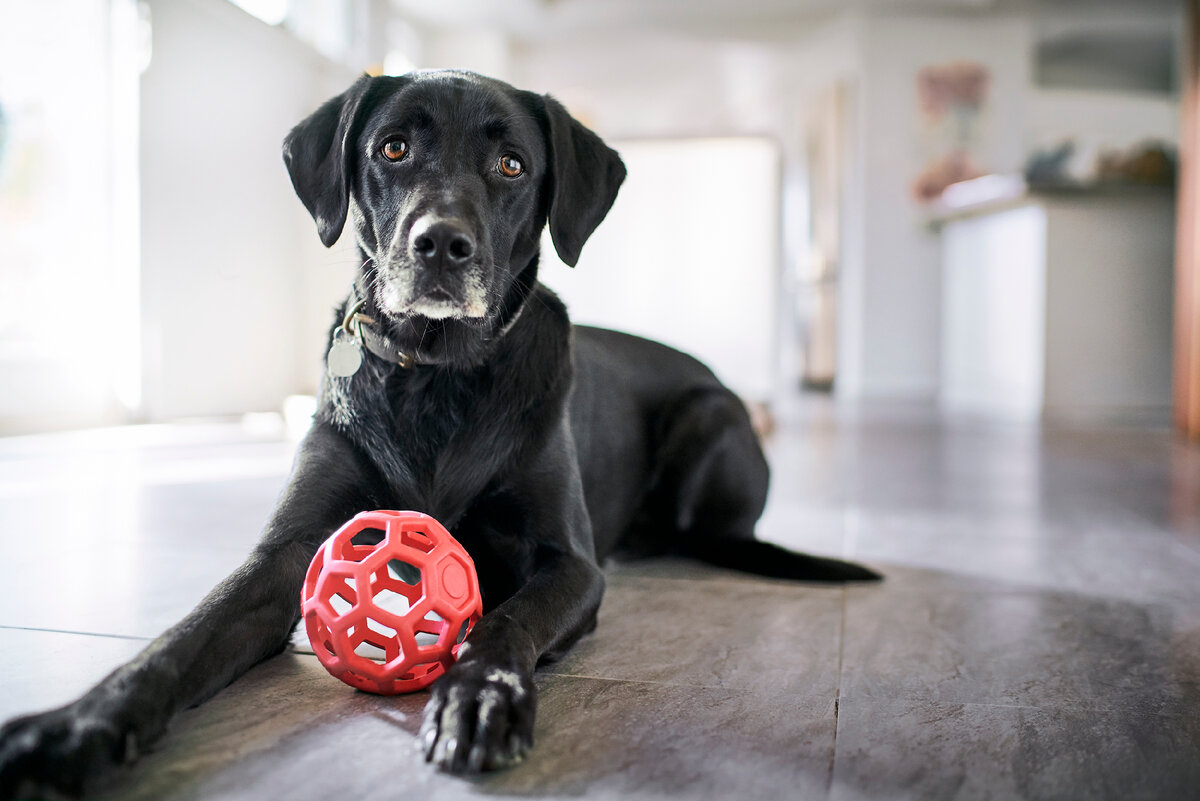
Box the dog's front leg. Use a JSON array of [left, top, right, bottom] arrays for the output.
[[421, 429, 605, 774], [0, 423, 383, 800], [421, 547, 604, 773]]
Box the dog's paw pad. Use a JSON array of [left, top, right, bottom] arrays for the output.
[[418, 663, 535, 774]]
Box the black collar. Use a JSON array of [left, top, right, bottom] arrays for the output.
[[342, 281, 426, 369], [345, 291, 420, 369], [340, 271, 529, 371]]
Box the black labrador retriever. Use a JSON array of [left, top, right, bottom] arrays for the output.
[[0, 70, 878, 798]]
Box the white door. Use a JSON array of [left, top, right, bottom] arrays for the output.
[[543, 137, 781, 400]]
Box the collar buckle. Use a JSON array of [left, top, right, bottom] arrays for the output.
[[341, 292, 417, 369]]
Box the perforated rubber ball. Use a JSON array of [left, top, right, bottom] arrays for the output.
[[301, 510, 482, 694]]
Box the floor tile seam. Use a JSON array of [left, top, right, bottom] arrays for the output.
[[829, 586, 847, 795], [852, 533, 1196, 552], [0, 624, 154, 642], [536, 669, 805, 697], [844, 580, 1200, 605], [835, 693, 1200, 719], [0, 467, 291, 492], [835, 694, 1044, 712], [0, 541, 259, 555], [603, 572, 752, 587], [606, 570, 857, 592]]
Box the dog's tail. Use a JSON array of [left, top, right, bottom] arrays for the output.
[[681, 535, 882, 583]]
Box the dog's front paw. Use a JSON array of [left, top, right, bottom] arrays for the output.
[[0, 705, 135, 800], [419, 661, 536, 774]]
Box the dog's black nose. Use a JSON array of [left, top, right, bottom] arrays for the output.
[[411, 218, 476, 270]]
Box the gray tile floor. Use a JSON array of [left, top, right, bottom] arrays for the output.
[[1, 403, 1198, 800]]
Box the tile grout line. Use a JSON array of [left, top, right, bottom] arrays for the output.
[[536, 669, 763, 694], [0, 624, 154, 642], [829, 584, 848, 796], [828, 506, 857, 796]]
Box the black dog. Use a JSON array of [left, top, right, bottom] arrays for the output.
[[0, 70, 878, 797]]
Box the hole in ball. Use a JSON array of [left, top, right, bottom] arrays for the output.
[[330, 593, 353, 616], [372, 588, 411, 616], [350, 527, 386, 547], [365, 617, 397, 639], [353, 639, 388, 664], [387, 559, 421, 586]]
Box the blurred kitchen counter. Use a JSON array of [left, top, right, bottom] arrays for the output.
[[931, 182, 1175, 423]]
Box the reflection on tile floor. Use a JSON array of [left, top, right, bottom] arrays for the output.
[[2, 406, 1199, 800]]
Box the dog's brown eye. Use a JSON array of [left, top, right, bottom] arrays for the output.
[[498, 154, 523, 177], [382, 138, 409, 162]]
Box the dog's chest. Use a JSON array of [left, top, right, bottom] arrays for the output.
[[385, 369, 485, 466], [322, 363, 516, 519]]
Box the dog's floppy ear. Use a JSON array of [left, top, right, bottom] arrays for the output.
[[282, 74, 375, 248], [539, 95, 626, 267]]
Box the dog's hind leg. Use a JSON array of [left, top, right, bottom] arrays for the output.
[[650, 387, 881, 583]]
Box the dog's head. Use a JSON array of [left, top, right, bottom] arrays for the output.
[[283, 71, 625, 335]]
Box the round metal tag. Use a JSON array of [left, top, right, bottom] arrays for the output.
[[327, 338, 362, 378]]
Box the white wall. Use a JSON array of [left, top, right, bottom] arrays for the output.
[[511, 17, 863, 401], [417, 28, 513, 80], [1027, 89, 1179, 154], [511, 14, 1042, 403], [543, 138, 781, 400], [140, 0, 356, 420], [513, 34, 779, 139], [130, 4, 1179, 420], [437, 9, 1185, 410]]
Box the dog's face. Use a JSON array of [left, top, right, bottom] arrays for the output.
[[283, 71, 625, 334], [346, 73, 549, 321]]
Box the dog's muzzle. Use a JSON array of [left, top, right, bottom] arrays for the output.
[[409, 215, 477, 274], [374, 222, 491, 320]]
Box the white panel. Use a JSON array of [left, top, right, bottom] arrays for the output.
[[542, 138, 781, 399], [940, 204, 1046, 419], [139, 0, 356, 421]]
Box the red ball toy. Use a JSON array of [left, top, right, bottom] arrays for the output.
[[301, 510, 483, 694]]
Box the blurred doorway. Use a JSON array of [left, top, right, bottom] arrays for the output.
[[795, 83, 849, 392]]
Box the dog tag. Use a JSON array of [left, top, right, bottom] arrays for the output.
[[327, 333, 362, 378]]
